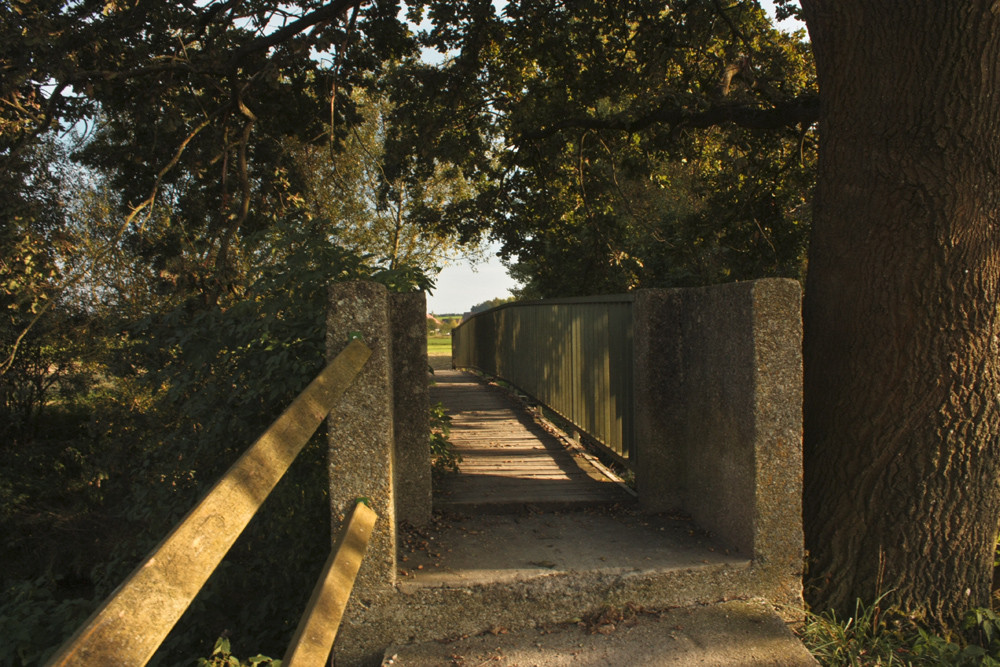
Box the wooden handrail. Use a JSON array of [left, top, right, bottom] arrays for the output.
[[45, 340, 372, 667], [283, 501, 377, 666]]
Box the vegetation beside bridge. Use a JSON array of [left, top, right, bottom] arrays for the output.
[[6, 0, 1000, 663]]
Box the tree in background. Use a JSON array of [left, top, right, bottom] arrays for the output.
[[288, 85, 478, 272], [1, 135, 76, 436], [1, 0, 416, 325], [469, 296, 516, 314], [389, 0, 816, 298]]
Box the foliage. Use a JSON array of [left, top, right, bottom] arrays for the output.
[[428, 314, 462, 338], [390, 0, 817, 298], [288, 85, 479, 272], [799, 598, 1000, 667], [0, 208, 433, 662], [429, 400, 460, 474], [427, 318, 453, 337], [1, 0, 418, 366], [0, 578, 95, 667], [107, 228, 429, 661], [469, 296, 516, 314], [800, 595, 913, 666], [1, 0, 412, 211], [0, 3, 462, 660], [1, 134, 77, 395], [196, 637, 280, 667], [0, 127, 68, 324]]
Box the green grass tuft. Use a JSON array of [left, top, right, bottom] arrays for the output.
[[798, 596, 1000, 666]]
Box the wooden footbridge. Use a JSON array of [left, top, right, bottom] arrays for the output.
[[430, 362, 634, 512], [46, 280, 813, 666]]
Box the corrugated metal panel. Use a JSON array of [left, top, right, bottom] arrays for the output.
[[451, 296, 635, 466]]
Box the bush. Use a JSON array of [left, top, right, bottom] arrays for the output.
[[196, 637, 280, 667], [1, 226, 435, 664]]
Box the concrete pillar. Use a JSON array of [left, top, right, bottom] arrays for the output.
[[633, 279, 802, 574], [744, 279, 803, 572], [391, 292, 432, 527], [327, 281, 396, 596], [632, 289, 686, 512]]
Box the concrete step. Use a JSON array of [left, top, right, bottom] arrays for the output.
[[382, 599, 818, 666], [332, 508, 805, 665]]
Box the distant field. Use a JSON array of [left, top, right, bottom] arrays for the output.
[[427, 336, 452, 356]]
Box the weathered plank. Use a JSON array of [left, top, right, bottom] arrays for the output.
[[283, 501, 377, 667], [430, 368, 632, 511]]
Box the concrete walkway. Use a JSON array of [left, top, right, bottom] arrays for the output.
[[429, 364, 633, 512]]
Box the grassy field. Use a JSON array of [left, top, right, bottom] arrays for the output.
[[427, 336, 452, 356]]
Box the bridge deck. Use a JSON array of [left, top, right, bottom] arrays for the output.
[[429, 363, 633, 511]]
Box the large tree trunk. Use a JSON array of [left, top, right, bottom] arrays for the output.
[[801, 1, 1000, 625]]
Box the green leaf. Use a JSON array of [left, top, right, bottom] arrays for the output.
[[213, 637, 231, 656]]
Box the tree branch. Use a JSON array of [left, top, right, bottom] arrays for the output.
[[521, 95, 820, 141], [224, 0, 370, 70]]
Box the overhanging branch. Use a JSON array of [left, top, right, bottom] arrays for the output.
[[224, 0, 370, 70], [522, 95, 820, 141]]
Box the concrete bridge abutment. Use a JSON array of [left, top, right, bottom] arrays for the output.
[[633, 279, 804, 607], [326, 282, 432, 601], [326, 278, 807, 665]]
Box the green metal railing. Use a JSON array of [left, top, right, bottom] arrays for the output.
[[452, 295, 635, 463]]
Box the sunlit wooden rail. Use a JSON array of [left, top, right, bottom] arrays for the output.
[[283, 501, 376, 666], [45, 339, 375, 667]]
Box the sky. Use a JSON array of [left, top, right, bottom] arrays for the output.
[[424, 2, 806, 315], [427, 245, 519, 315]]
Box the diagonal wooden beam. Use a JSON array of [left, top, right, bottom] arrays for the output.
[[283, 501, 378, 667], [45, 340, 372, 667]]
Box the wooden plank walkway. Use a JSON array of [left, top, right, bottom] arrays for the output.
[[429, 364, 633, 511]]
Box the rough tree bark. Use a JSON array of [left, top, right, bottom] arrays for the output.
[[800, 1, 1000, 625]]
